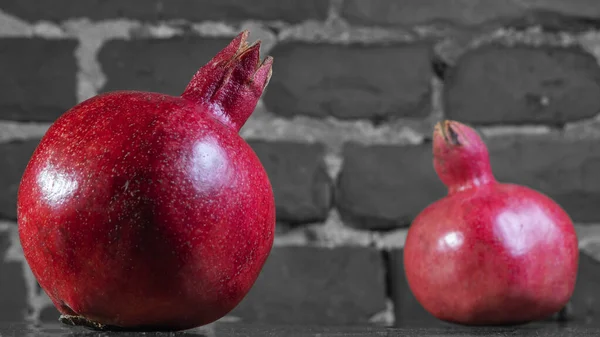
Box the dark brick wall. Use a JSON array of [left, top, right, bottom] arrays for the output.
[[264, 41, 433, 122], [230, 246, 387, 325], [2, 0, 600, 328], [0, 231, 28, 322], [0, 140, 40, 220], [249, 141, 332, 225], [0, 39, 77, 122], [99, 37, 235, 95], [443, 45, 600, 126]]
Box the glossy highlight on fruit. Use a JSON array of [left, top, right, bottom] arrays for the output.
[[17, 31, 276, 331], [403, 120, 579, 326]]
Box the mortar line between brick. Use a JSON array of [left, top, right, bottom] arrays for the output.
[[368, 299, 396, 326], [4, 113, 600, 149], [367, 247, 396, 326], [327, 0, 344, 21], [4, 9, 600, 46]]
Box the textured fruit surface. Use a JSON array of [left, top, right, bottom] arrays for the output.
[[17, 31, 276, 331], [403, 120, 579, 325]]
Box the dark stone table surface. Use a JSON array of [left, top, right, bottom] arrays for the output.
[[2, 320, 600, 337]]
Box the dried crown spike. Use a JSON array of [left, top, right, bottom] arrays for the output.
[[181, 30, 273, 131]]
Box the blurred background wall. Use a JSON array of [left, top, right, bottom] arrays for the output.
[[1, 0, 600, 328]]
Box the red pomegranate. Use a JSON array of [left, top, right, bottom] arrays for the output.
[[403, 120, 579, 325], [17, 31, 276, 331]]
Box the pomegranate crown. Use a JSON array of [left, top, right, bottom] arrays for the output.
[[181, 30, 273, 132], [432, 120, 495, 193]]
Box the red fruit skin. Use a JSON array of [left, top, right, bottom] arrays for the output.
[[403, 120, 579, 325], [17, 31, 275, 331]]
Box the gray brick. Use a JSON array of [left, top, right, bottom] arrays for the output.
[[336, 143, 446, 230], [0, 39, 77, 122], [264, 41, 433, 122], [0, 231, 28, 322], [230, 246, 387, 325], [444, 45, 600, 126], [0, 140, 40, 220], [249, 141, 332, 225], [99, 37, 238, 96]]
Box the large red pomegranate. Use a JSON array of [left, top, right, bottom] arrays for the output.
[[403, 120, 579, 325], [17, 31, 276, 331]]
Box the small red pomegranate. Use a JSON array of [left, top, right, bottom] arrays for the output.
[[17, 31, 276, 331], [403, 120, 579, 325]]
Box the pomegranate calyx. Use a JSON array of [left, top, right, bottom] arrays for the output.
[[433, 120, 496, 193], [181, 30, 273, 132], [440, 121, 461, 146]]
